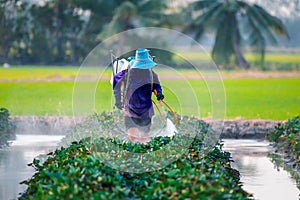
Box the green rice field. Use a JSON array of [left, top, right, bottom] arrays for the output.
[[0, 66, 299, 120], [0, 66, 100, 81], [176, 52, 300, 63]]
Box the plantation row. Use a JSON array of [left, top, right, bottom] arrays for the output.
[[269, 116, 300, 164], [1, 107, 299, 198], [19, 113, 252, 199]]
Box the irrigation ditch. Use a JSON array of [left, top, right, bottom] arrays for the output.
[[10, 115, 300, 181], [1, 116, 299, 199]]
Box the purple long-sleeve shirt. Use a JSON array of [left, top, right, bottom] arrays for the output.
[[113, 69, 162, 119]]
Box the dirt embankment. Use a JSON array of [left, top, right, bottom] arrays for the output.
[[11, 116, 279, 139], [1, 71, 300, 82], [204, 118, 280, 139], [11, 116, 86, 135]]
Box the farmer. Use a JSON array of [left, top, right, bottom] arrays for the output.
[[113, 48, 164, 144]]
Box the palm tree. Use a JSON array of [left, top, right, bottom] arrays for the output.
[[184, 0, 289, 69]]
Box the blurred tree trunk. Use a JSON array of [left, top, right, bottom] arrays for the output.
[[54, 0, 64, 63], [1, 34, 11, 63], [0, 0, 15, 63], [70, 38, 78, 65], [231, 15, 250, 69]]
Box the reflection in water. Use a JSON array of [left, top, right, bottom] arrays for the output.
[[223, 139, 300, 200], [0, 135, 64, 200]]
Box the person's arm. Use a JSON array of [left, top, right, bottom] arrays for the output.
[[152, 71, 164, 101]]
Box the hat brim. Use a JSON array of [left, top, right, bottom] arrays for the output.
[[130, 60, 156, 69]]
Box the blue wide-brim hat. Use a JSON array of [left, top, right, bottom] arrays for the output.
[[130, 48, 156, 69]]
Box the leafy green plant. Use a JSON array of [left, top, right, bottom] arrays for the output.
[[269, 116, 300, 142], [268, 116, 300, 187], [19, 113, 251, 199], [0, 107, 16, 147]]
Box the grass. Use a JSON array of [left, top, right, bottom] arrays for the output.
[[0, 82, 75, 116], [174, 52, 300, 70], [0, 66, 111, 81], [223, 79, 300, 119], [0, 77, 299, 120], [0, 66, 78, 80], [245, 53, 300, 63], [176, 52, 300, 63], [1, 66, 299, 119]]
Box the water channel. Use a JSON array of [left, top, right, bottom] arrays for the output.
[[223, 139, 299, 200], [0, 135, 299, 200], [0, 135, 65, 200]]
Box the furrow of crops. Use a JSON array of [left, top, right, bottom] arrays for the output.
[[19, 113, 252, 199]]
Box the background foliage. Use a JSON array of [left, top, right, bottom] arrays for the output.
[[0, 107, 16, 147], [268, 116, 300, 188], [269, 116, 300, 167], [0, 0, 172, 65], [0, 0, 297, 67]]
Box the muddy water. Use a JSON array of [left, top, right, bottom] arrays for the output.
[[223, 139, 300, 200], [0, 135, 64, 200]]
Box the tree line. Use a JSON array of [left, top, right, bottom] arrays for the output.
[[0, 0, 289, 68]]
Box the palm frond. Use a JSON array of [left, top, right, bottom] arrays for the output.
[[247, 16, 265, 65], [182, 22, 204, 41], [190, 0, 219, 11], [156, 13, 185, 27], [252, 4, 289, 39], [138, 0, 167, 13], [201, 2, 226, 27], [183, 2, 223, 40], [97, 1, 136, 40], [245, 4, 283, 45], [135, 0, 169, 26]]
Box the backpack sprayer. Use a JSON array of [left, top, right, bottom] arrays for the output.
[[110, 50, 178, 137]]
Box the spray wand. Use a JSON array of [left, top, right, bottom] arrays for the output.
[[153, 89, 179, 126]]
